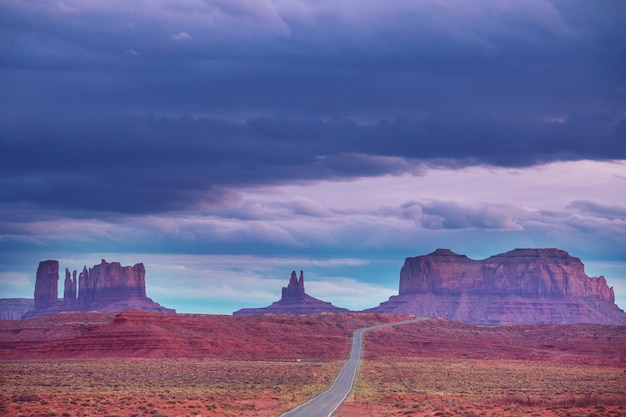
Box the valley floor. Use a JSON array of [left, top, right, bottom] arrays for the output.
[[0, 359, 342, 417], [1, 358, 625, 417], [1, 313, 625, 417]]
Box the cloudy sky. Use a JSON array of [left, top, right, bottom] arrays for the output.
[[1, 0, 625, 314]]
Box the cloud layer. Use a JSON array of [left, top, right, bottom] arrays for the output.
[[1, 0, 625, 213]]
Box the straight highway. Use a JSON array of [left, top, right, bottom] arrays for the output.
[[278, 319, 420, 417]]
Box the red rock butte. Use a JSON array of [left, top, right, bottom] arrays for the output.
[[368, 248, 626, 325], [21, 259, 174, 319], [233, 270, 349, 316]]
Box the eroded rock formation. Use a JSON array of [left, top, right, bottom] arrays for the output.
[[22, 259, 174, 319], [368, 248, 626, 324], [34, 260, 59, 310], [233, 270, 349, 316], [74, 260, 146, 304], [63, 268, 77, 304], [282, 270, 306, 300]]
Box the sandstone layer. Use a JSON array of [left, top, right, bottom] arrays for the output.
[[22, 259, 174, 319], [368, 248, 626, 325], [233, 270, 349, 316], [0, 310, 406, 360], [33, 260, 59, 310], [1, 311, 624, 366]]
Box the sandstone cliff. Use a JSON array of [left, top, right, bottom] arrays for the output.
[[22, 259, 174, 319], [33, 260, 59, 310], [233, 271, 350, 316], [76, 260, 146, 304], [369, 248, 626, 325]]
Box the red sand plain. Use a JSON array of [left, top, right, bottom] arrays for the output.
[[1, 311, 625, 417]]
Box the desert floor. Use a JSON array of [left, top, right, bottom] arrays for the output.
[[1, 359, 340, 417], [1, 357, 625, 417], [1, 313, 625, 417]]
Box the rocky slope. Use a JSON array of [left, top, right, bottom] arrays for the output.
[[22, 259, 174, 319], [1, 311, 624, 366], [368, 248, 626, 325], [362, 317, 626, 367], [0, 310, 405, 360], [233, 270, 349, 316]]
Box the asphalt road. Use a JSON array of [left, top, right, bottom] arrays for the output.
[[278, 319, 420, 417]]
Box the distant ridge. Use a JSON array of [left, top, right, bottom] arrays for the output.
[[0, 298, 34, 320], [367, 248, 626, 325], [233, 270, 349, 316]]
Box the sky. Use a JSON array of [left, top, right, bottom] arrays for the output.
[[1, 0, 625, 314]]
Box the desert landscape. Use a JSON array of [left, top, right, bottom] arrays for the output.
[[2, 251, 626, 416], [3, 1, 625, 416], [1, 311, 625, 417]]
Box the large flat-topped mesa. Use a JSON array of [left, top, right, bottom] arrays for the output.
[[22, 259, 174, 319], [233, 270, 349, 316], [368, 248, 626, 325], [399, 248, 614, 300]]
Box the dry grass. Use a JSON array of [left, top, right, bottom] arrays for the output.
[[0, 359, 343, 417], [3, 315, 625, 417], [356, 358, 625, 399], [340, 358, 626, 417]]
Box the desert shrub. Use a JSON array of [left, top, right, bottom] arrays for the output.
[[12, 393, 41, 402], [557, 395, 626, 408]]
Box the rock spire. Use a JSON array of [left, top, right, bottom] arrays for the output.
[[282, 270, 306, 300], [34, 260, 59, 310], [233, 270, 349, 316]]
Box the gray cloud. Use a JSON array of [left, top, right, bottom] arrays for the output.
[[0, 1, 624, 214], [401, 201, 523, 231], [567, 200, 626, 220], [1, 113, 623, 213]]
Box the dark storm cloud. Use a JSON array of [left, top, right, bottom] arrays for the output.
[[1, 0, 625, 213]]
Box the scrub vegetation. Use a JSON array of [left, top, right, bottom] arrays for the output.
[[341, 359, 626, 417], [0, 359, 342, 417]]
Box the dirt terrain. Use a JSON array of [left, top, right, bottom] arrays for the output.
[[339, 318, 626, 416], [363, 317, 626, 366], [0, 311, 408, 360], [1, 312, 625, 417]]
